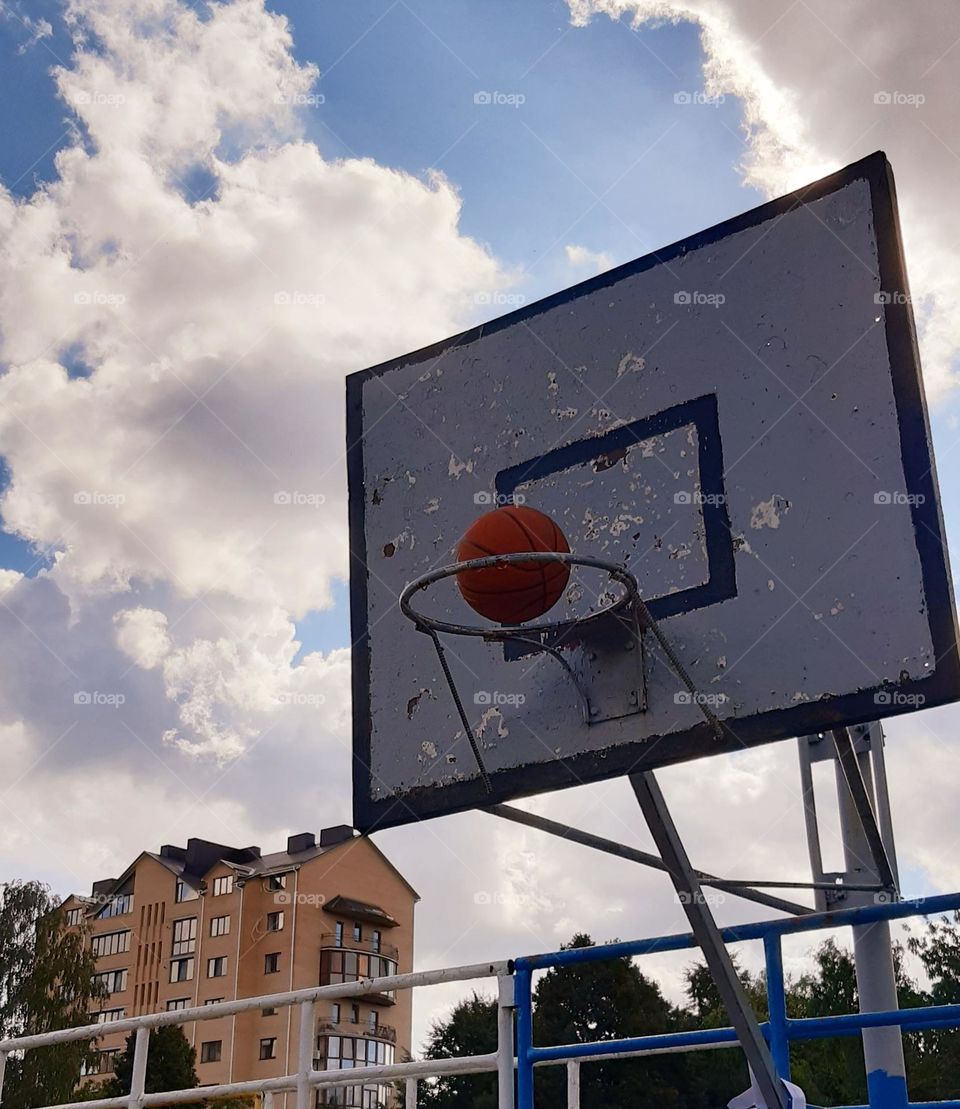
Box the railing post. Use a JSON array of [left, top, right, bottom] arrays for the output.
[[405, 1075, 418, 1107], [763, 932, 791, 1080], [128, 1026, 150, 1109], [514, 963, 533, 1109], [497, 973, 515, 1109], [296, 999, 315, 1109], [0, 1050, 7, 1101], [566, 1059, 580, 1109]]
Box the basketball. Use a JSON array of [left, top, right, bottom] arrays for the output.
[[456, 505, 570, 623]]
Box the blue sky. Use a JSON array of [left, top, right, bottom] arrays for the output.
[[0, 0, 761, 649]]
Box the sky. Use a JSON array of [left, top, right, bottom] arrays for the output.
[[1, 0, 960, 1057]]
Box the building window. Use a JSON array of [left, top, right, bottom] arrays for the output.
[[94, 1007, 125, 1024], [264, 952, 280, 974], [66, 907, 84, 927], [207, 956, 227, 978], [91, 930, 131, 958], [352, 922, 362, 943], [259, 1037, 277, 1061], [262, 1007, 277, 1016], [205, 998, 224, 1006], [167, 998, 190, 1011], [172, 917, 197, 956], [266, 874, 286, 891], [170, 957, 194, 983], [331, 1003, 340, 1023], [212, 875, 234, 897], [81, 1049, 119, 1076], [371, 930, 381, 953], [321, 950, 397, 991], [334, 921, 344, 946], [368, 1010, 378, 1033], [94, 968, 128, 994], [210, 915, 231, 938], [97, 893, 133, 919], [200, 1040, 222, 1063], [349, 1003, 359, 1025], [318, 1036, 394, 1107], [266, 911, 284, 932]]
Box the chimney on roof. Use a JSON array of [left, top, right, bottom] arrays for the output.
[[91, 879, 116, 897], [287, 832, 316, 854], [319, 825, 355, 848], [160, 844, 187, 861]]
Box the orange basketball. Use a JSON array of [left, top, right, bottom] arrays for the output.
[[456, 505, 570, 623]]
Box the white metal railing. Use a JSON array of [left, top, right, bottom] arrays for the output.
[[0, 960, 515, 1109]]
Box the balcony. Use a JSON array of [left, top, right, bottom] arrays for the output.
[[317, 1020, 397, 1045], [319, 933, 399, 961], [318, 941, 399, 1006]]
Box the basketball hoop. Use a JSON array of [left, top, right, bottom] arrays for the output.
[[400, 552, 727, 791]]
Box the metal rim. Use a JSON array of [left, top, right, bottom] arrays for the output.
[[398, 552, 642, 640]]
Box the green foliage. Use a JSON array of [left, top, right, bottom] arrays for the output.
[[0, 882, 104, 1109], [418, 992, 499, 1108], [103, 1024, 200, 1098]]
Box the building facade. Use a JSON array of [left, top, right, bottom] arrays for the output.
[[63, 827, 417, 1107]]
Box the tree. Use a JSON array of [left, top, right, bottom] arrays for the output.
[[906, 913, 960, 1098], [419, 993, 499, 1109], [103, 1024, 199, 1097], [0, 882, 104, 1109], [532, 933, 687, 1108]]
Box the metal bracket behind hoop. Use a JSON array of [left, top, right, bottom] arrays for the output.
[[399, 553, 728, 791]]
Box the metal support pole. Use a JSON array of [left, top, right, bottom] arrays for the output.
[[0, 1050, 6, 1101], [566, 1059, 580, 1109], [833, 729, 908, 1109], [763, 933, 791, 1080], [296, 1000, 314, 1109], [629, 771, 789, 1109], [129, 1026, 150, 1109], [497, 974, 515, 1109], [405, 1075, 418, 1107], [514, 964, 534, 1109], [833, 729, 897, 892]]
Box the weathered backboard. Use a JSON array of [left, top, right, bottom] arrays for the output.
[[347, 152, 960, 832]]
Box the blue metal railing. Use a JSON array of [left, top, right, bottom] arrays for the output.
[[513, 892, 960, 1109]]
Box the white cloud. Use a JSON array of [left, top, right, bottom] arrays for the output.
[[567, 0, 960, 401], [565, 242, 615, 273]]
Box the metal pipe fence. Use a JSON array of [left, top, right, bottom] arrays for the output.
[[4, 895, 960, 1109]]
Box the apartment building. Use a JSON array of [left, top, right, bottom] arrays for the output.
[[64, 827, 417, 1107]]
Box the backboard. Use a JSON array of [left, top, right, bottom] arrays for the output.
[[347, 152, 960, 833]]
